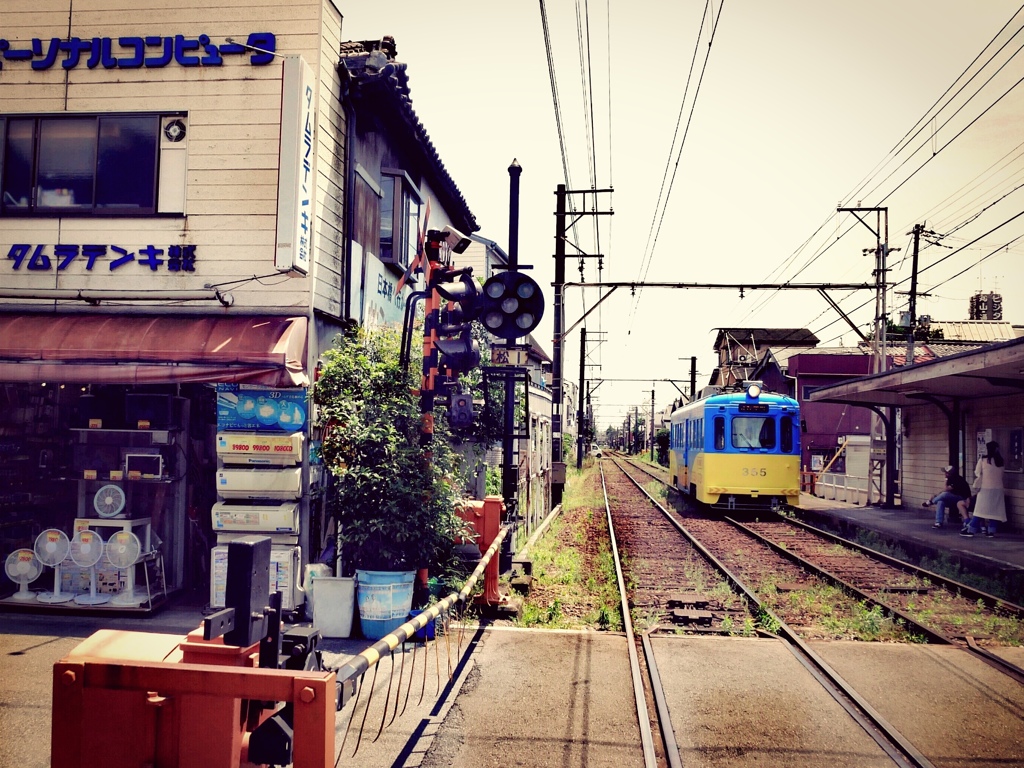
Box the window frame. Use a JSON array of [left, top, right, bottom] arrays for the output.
[[379, 167, 422, 272], [714, 416, 725, 451], [0, 112, 183, 218]]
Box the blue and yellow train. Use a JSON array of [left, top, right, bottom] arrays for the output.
[[669, 382, 801, 510]]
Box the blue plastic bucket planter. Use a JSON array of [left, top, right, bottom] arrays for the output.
[[355, 569, 416, 640], [408, 609, 436, 641]]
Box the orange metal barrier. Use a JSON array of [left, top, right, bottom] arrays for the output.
[[51, 628, 335, 768]]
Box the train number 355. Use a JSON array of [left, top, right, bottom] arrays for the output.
[[742, 467, 767, 476]]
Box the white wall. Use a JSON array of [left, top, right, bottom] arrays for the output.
[[903, 397, 1022, 532]]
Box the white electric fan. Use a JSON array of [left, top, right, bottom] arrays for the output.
[[34, 528, 74, 604], [105, 530, 144, 607], [70, 529, 110, 605], [93, 484, 126, 519], [4, 548, 42, 601]]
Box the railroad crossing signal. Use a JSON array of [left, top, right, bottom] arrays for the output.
[[433, 266, 482, 374], [448, 388, 475, 429], [480, 271, 544, 340]]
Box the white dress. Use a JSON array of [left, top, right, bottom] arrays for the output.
[[971, 458, 1007, 522]]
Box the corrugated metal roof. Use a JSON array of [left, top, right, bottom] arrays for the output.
[[929, 320, 1016, 343]]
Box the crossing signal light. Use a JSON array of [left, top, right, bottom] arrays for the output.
[[435, 325, 480, 372], [480, 271, 545, 340], [434, 267, 482, 319], [433, 266, 482, 374], [448, 388, 475, 429]]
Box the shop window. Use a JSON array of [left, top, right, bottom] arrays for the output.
[[379, 168, 421, 270], [1, 113, 181, 216]]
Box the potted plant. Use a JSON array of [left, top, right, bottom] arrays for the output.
[[313, 326, 466, 638]]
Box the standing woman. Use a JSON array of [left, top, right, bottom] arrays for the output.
[[962, 441, 1007, 538]]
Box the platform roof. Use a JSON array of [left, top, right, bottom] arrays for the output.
[[807, 336, 1024, 408]]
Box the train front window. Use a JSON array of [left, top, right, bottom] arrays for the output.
[[781, 416, 794, 453], [732, 417, 776, 449], [714, 417, 725, 450]]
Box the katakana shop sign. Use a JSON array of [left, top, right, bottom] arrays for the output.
[[0, 32, 276, 71], [7, 243, 197, 272]]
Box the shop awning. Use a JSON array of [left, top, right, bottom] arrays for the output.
[[0, 314, 309, 387]]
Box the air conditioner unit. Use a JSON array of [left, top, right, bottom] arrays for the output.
[[216, 432, 303, 466], [216, 468, 301, 500], [216, 531, 298, 547], [211, 501, 299, 533], [210, 543, 301, 611]]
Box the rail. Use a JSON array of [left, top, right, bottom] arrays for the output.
[[599, 459, 660, 768], [610, 457, 935, 768]]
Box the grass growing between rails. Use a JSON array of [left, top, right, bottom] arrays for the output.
[[516, 461, 623, 631]]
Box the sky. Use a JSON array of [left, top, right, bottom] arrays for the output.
[[343, 1, 1024, 434]]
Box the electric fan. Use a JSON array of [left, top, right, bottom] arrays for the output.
[[93, 484, 126, 519], [34, 528, 74, 604], [70, 529, 110, 605], [104, 530, 144, 607], [4, 548, 42, 601]]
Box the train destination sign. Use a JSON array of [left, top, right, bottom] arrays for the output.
[[738, 404, 770, 413]]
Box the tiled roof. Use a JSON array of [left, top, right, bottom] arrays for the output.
[[924, 341, 989, 358], [339, 38, 479, 234]]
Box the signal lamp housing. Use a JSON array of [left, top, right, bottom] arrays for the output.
[[479, 271, 544, 340]]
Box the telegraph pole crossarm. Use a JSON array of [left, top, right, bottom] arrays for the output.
[[818, 289, 870, 343]]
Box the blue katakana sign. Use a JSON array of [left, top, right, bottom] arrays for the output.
[[7, 244, 197, 272]]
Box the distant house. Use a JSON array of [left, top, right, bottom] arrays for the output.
[[711, 328, 819, 387]]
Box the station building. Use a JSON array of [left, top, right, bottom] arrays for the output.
[[0, 1, 482, 612]]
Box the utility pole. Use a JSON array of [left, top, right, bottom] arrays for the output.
[[576, 327, 586, 469], [838, 206, 897, 508], [634, 405, 639, 454], [649, 388, 655, 463], [551, 184, 613, 503], [690, 356, 697, 401], [905, 223, 922, 367]]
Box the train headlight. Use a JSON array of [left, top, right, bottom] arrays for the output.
[[746, 383, 762, 399]]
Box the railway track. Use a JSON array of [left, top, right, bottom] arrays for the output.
[[601, 457, 937, 768], [615, 452, 1024, 679]]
